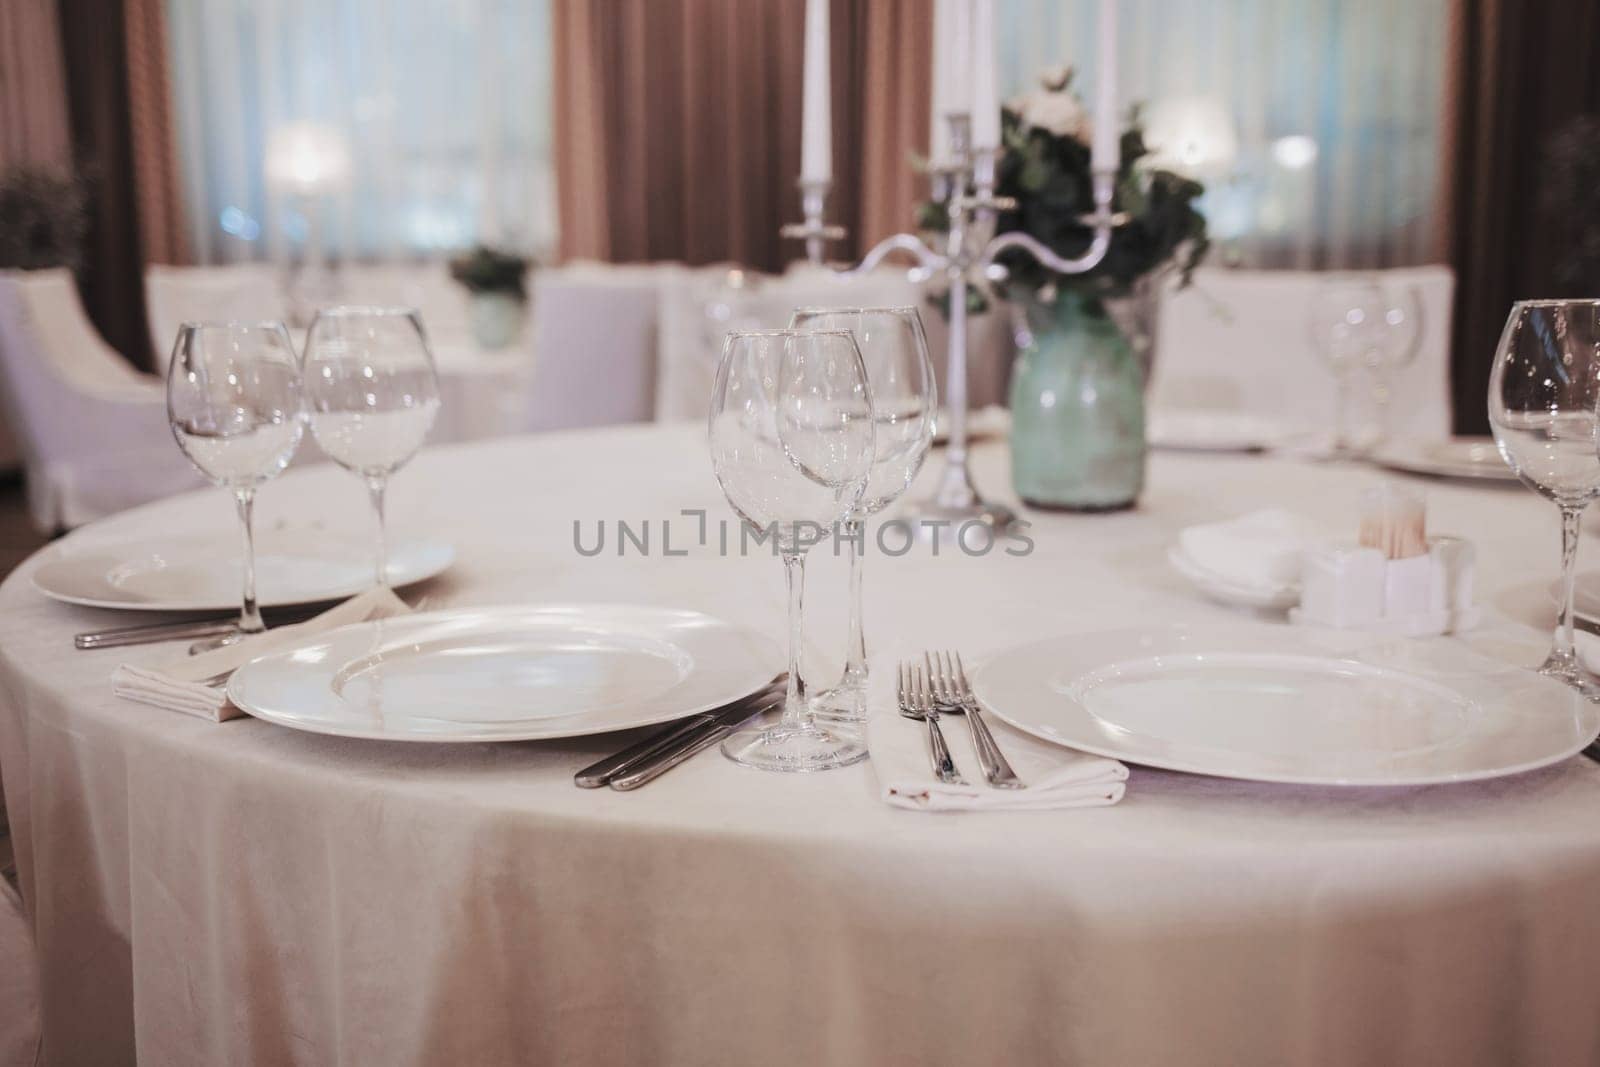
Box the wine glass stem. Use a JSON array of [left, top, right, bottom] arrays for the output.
[[368, 475, 389, 589], [779, 550, 811, 731], [840, 519, 867, 686], [1556, 504, 1584, 665], [1334, 368, 1352, 452], [1374, 367, 1392, 443], [234, 487, 265, 634]]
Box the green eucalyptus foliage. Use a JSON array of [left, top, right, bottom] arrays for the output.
[[448, 245, 533, 299], [918, 101, 1209, 319], [992, 108, 1208, 311]]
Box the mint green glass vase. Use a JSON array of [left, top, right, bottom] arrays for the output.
[[1008, 291, 1147, 511]]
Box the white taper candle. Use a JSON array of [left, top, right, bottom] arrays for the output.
[[801, 0, 832, 183], [969, 0, 998, 149], [1091, 0, 1119, 171], [930, 0, 972, 164]]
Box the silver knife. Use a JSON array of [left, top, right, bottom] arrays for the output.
[[75, 604, 326, 650], [573, 675, 785, 788], [608, 690, 785, 791]]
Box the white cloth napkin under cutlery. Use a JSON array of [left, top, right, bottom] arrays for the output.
[[111, 587, 413, 722], [867, 709, 1128, 812]]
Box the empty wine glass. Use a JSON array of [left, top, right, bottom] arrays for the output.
[[1307, 278, 1386, 457], [167, 322, 305, 635], [789, 306, 936, 722], [302, 307, 441, 588], [1370, 284, 1426, 442], [1488, 299, 1600, 696], [709, 328, 875, 771]]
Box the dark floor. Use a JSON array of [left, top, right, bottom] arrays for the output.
[[0, 475, 45, 883], [0, 476, 46, 582]]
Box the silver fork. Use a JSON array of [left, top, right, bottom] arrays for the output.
[[897, 661, 964, 785], [925, 650, 1024, 789]]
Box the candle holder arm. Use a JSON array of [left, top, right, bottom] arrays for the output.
[[829, 233, 948, 282], [979, 171, 1122, 281]]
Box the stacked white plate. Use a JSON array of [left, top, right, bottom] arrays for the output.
[[973, 624, 1598, 786], [227, 604, 780, 742], [34, 527, 455, 611], [1370, 437, 1517, 483], [1147, 410, 1296, 454]]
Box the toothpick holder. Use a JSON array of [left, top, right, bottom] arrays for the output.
[[1291, 536, 1479, 637]]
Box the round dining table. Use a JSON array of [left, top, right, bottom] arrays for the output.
[[2, 423, 1598, 1066]]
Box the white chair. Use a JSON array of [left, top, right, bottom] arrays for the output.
[[653, 262, 1014, 423], [145, 263, 284, 377], [0, 877, 39, 1066], [524, 267, 665, 431], [1150, 265, 1456, 439], [0, 269, 204, 531], [339, 261, 475, 347]]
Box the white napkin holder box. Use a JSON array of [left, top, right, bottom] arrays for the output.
[[1290, 536, 1478, 637]]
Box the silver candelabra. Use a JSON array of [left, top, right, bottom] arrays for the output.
[[782, 113, 1123, 531]]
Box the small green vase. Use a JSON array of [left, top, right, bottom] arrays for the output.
[[1008, 290, 1147, 511]]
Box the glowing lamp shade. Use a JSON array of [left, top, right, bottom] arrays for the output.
[[265, 122, 352, 196], [1141, 96, 1239, 179]]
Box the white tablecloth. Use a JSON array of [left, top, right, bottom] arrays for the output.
[[2, 425, 1598, 1066]]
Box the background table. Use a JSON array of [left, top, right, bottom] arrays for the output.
[[2, 424, 1598, 1066]]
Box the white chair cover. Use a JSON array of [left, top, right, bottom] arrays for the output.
[[0, 270, 204, 531], [339, 262, 475, 347], [1150, 265, 1456, 439], [524, 268, 665, 432], [145, 264, 285, 377], [0, 876, 39, 1066], [653, 262, 1014, 423]]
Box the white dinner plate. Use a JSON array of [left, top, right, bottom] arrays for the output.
[[32, 528, 455, 612], [1166, 547, 1300, 611], [1370, 437, 1517, 483], [972, 625, 1598, 786], [227, 604, 781, 742], [1147, 410, 1294, 453]]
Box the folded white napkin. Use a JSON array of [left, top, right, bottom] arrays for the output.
[[867, 709, 1128, 812], [111, 587, 414, 722], [1177, 508, 1320, 590]]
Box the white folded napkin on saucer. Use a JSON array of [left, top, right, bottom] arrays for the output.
[[1177, 508, 1320, 590], [867, 709, 1128, 812], [111, 587, 414, 722]]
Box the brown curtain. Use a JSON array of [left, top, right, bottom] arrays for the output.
[[1445, 0, 1600, 433], [0, 0, 72, 170], [56, 0, 190, 370], [553, 0, 931, 271], [124, 0, 189, 267], [856, 0, 933, 249]]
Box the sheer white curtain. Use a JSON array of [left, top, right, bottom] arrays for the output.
[[165, 0, 555, 266], [996, 0, 1449, 268]]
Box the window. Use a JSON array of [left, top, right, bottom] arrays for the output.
[[166, 0, 555, 264], [996, 0, 1449, 268]]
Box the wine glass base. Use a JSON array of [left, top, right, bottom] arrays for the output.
[[1537, 654, 1600, 701], [899, 498, 1019, 538], [809, 680, 868, 725], [188, 630, 246, 655], [721, 720, 868, 772]]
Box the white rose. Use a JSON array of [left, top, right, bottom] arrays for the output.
[[1019, 91, 1092, 144]]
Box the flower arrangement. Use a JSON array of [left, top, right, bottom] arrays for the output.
[[921, 68, 1210, 313], [0, 167, 89, 272], [448, 245, 532, 301]]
